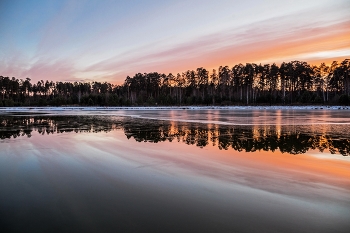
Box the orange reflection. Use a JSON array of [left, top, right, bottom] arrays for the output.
[[2, 114, 349, 194], [96, 128, 350, 195]]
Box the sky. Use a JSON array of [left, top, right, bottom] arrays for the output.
[[0, 0, 349, 84]]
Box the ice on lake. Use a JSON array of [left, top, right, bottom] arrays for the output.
[[0, 108, 349, 233]]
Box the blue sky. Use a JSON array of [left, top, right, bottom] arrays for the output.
[[0, 0, 349, 83]]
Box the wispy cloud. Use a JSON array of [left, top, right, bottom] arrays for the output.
[[83, 14, 350, 82], [23, 59, 76, 82], [0, 0, 349, 83]]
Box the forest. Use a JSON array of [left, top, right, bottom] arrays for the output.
[[0, 59, 349, 106]]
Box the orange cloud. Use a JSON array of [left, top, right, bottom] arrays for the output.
[[99, 19, 350, 84], [202, 20, 350, 68]]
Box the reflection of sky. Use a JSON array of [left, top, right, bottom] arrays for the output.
[[81, 109, 350, 126], [1, 129, 350, 232], [0, 0, 349, 83]]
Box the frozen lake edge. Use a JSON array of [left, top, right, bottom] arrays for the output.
[[1, 105, 350, 112]]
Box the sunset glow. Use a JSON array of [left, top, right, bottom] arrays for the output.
[[0, 0, 349, 84]]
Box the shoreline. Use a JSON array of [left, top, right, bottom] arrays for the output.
[[1, 105, 350, 111]]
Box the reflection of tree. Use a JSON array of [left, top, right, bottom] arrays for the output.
[[123, 122, 350, 156], [330, 139, 350, 156], [0, 116, 119, 139], [278, 134, 313, 154], [1, 115, 349, 156]]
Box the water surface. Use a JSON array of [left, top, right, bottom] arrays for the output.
[[0, 109, 349, 233]]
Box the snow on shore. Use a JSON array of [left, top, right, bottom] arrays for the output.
[[0, 106, 350, 112]]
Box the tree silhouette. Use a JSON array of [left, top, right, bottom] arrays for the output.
[[1, 59, 350, 106]]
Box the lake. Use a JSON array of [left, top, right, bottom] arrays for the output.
[[1, 108, 350, 233]]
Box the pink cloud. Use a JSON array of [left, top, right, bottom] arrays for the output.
[[23, 59, 76, 82], [2, 2, 349, 85], [85, 18, 350, 84]]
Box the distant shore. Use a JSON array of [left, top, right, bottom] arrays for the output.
[[1, 106, 350, 112]]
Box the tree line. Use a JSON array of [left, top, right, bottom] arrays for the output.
[[1, 116, 349, 156], [1, 59, 349, 106]]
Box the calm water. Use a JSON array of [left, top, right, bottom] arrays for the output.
[[1, 109, 350, 233]]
